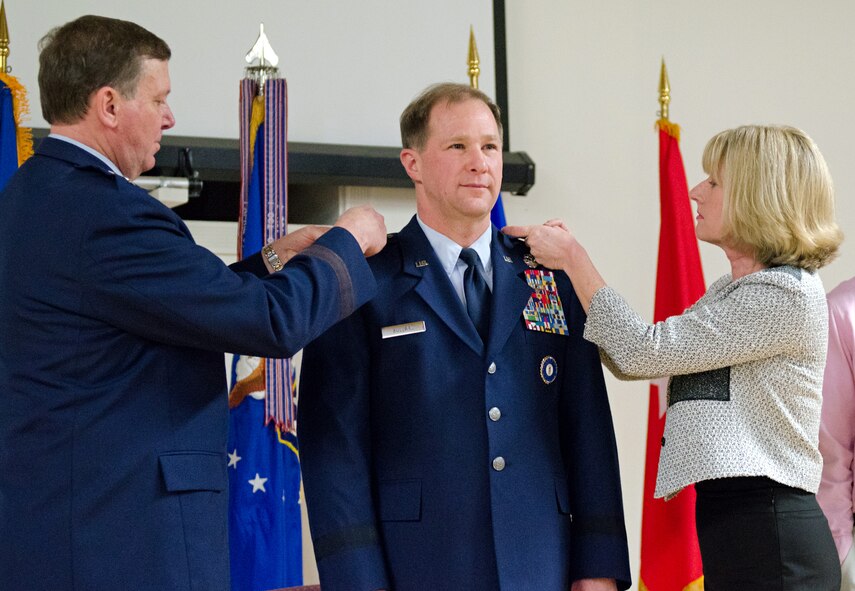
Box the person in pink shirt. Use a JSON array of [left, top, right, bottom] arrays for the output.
[[818, 276, 855, 590]]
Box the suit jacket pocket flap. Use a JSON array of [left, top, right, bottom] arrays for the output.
[[378, 478, 422, 522], [159, 452, 226, 493]]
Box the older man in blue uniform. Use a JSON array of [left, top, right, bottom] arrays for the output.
[[299, 83, 631, 591], [0, 15, 386, 591]]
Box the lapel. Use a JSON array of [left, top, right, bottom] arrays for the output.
[[397, 217, 484, 355], [487, 228, 534, 358]]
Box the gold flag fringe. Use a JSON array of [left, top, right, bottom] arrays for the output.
[[248, 95, 265, 161], [655, 118, 681, 142], [0, 72, 33, 165]]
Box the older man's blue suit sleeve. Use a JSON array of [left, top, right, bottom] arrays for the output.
[[77, 186, 374, 357], [228, 251, 268, 277], [299, 308, 389, 591]]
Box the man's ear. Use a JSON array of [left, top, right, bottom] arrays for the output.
[[92, 87, 120, 129], [400, 148, 422, 184]]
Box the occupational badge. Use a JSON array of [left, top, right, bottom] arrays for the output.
[[523, 253, 538, 268], [540, 356, 558, 385], [522, 269, 568, 335]]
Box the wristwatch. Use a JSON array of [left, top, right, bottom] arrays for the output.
[[262, 243, 284, 272]]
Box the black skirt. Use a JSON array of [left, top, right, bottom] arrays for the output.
[[695, 476, 840, 591]]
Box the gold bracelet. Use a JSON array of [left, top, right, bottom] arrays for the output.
[[262, 243, 284, 272]]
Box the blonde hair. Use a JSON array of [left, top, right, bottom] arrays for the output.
[[702, 125, 842, 271]]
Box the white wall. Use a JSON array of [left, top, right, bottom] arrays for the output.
[[6, 0, 494, 144], [504, 2, 855, 588], [15, 2, 855, 589]]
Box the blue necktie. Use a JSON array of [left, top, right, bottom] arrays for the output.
[[459, 248, 491, 343]]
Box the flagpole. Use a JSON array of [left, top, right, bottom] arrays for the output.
[[656, 58, 679, 141], [0, 1, 9, 74], [640, 58, 706, 591], [468, 25, 507, 228], [245, 23, 279, 97], [658, 58, 670, 122], [230, 25, 302, 590], [468, 25, 480, 90]]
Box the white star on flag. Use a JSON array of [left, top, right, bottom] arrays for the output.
[[248, 473, 268, 493], [651, 376, 669, 418], [228, 449, 242, 468]]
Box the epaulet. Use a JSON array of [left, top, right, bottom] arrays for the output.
[[378, 232, 403, 258], [368, 232, 403, 275]]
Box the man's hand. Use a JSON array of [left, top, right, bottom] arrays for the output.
[[571, 578, 618, 591], [334, 205, 387, 256]]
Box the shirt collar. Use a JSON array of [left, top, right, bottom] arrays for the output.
[[49, 133, 125, 178], [416, 215, 493, 275]]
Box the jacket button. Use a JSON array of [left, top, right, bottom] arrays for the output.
[[492, 456, 506, 471], [487, 362, 497, 374], [661, 437, 666, 447], [488, 407, 501, 422]]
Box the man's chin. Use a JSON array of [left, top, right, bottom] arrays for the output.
[[142, 155, 157, 175]]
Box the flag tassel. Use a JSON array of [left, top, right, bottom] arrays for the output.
[[0, 72, 32, 165]]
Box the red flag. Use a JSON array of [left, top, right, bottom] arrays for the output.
[[639, 120, 706, 591]]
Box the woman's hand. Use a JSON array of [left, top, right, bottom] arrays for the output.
[[503, 220, 605, 313], [502, 219, 576, 271]]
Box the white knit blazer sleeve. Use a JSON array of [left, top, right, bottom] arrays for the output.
[[583, 269, 813, 380]]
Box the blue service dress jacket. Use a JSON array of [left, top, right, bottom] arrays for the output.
[[0, 137, 376, 591], [299, 216, 632, 591]]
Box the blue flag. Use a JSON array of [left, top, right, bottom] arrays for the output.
[[0, 80, 17, 190], [491, 194, 507, 228], [227, 375, 302, 590], [228, 83, 302, 591]]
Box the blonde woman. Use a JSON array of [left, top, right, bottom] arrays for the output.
[[506, 125, 843, 590]]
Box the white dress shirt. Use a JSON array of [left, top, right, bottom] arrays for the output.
[[416, 215, 492, 308]]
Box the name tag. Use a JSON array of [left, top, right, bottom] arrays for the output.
[[381, 321, 427, 340]]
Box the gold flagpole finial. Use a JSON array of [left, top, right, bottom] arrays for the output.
[[0, 1, 10, 74], [467, 25, 480, 89], [245, 23, 280, 96], [659, 57, 671, 121]]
